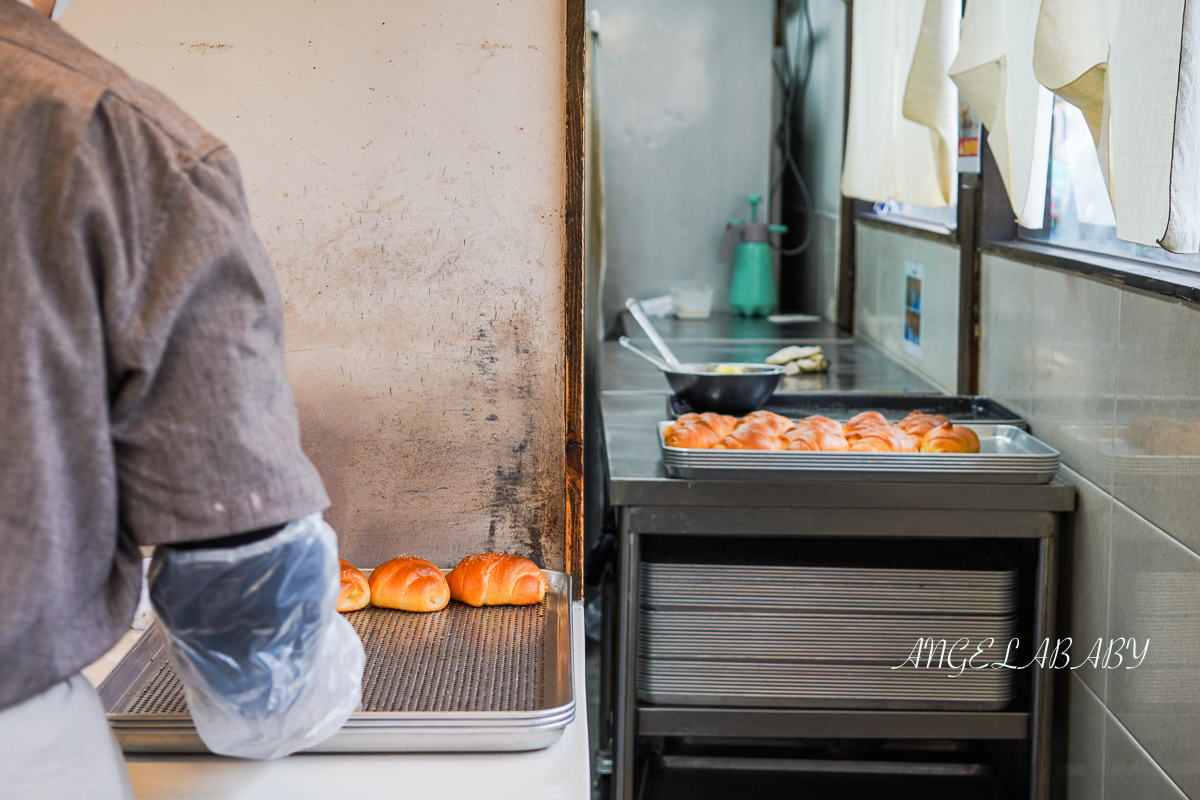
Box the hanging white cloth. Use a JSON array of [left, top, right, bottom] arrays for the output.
[[841, 0, 956, 208], [1034, 0, 1200, 253], [902, 0, 961, 207], [949, 0, 1054, 228]]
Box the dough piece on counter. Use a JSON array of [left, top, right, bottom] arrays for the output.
[[898, 411, 950, 437], [765, 345, 823, 365], [368, 555, 450, 612], [920, 423, 981, 453], [664, 412, 739, 448], [337, 559, 371, 612], [714, 410, 794, 450], [447, 553, 547, 607]]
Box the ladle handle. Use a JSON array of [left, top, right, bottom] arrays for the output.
[[624, 298, 682, 370], [618, 336, 672, 372]]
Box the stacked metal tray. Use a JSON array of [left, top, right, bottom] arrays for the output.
[[638, 542, 1017, 710], [658, 422, 1061, 483], [100, 571, 574, 753]]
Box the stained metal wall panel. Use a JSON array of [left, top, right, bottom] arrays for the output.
[[63, 0, 571, 569]]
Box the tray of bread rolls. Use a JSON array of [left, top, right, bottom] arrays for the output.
[[100, 569, 573, 753], [658, 410, 1060, 483]]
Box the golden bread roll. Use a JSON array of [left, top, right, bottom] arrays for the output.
[[337, 559, 371, 612], [664, 412, 739, 449], [897, 411, 950, 437], [793, 415, 844, 437], [368, 555, 450, 612], [784, 426, 849, 451], [843, 411, 892, 441], [447, 553, 547, 607], [714, 411, 794, 450], [848, 425, 918, 452], [920, 422, 981, 453]]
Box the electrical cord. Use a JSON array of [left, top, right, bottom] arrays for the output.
[[770, 0, 817, 256]]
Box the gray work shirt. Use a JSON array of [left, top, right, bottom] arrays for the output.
[[0, 0, 330, 710]]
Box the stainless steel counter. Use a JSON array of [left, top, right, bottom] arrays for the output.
[[595, 315, 1073, 800], [600, 393, 1076, 513], [615, 311, 850, 342], [601, 340, 940, 394]]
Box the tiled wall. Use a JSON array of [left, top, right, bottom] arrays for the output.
[[854, 224, 960, 392], [981, 254, 1200, 800]]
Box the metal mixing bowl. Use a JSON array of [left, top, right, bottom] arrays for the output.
[[662, 363, 785, 415]]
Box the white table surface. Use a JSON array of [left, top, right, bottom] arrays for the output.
[[88, 604, 590, 800]]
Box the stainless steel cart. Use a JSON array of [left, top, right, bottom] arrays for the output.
[[599, 393, 1075, 800]]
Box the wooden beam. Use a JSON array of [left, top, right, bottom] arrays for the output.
[[563, 0, 586, 600]]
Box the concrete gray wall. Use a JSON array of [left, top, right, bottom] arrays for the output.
[[591, 0, 775, 324]]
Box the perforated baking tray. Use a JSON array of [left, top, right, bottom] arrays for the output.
[[100, 571, 573, 753]]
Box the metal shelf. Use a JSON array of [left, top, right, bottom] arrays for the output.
[[638, 705, 1029, 741]]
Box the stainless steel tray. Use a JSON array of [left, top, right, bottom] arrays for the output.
[[637, 658, 1014, 710], [641, 562, 1017, 614], [658, 422, 1060, 483], [639, 610, 1015, 663], [100, 570, 574, 753]]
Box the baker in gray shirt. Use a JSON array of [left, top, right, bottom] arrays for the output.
[[0, 0, 364, 795]]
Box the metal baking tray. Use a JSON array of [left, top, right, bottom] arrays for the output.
[[641, 539, 1018, 615], [100, 570, 574, 753], [640, 610, 1016, 663], [669, 393, 1028, 429], [641, 564, 1017, 615], [658, 422, 1060, 483], [637, 658, 1015, 710]]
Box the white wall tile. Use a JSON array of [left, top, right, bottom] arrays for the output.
[[853, 224, 960, 392], [1028, 269, 1119, 490], [1066, 674, 1106, 800], [1107, 499, 1200, 797], [979, 255, 1035, 415]]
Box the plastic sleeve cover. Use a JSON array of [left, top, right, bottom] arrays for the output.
[[148, 513, 365, 759]]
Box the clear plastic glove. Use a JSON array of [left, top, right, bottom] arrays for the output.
[[149, 513, 365, 759]]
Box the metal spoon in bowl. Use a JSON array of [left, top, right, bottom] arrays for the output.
[[624, 297, 683, 370], [618, 336, 673, 371]]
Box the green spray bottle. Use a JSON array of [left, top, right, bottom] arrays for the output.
[[721, 194, 787, 317]]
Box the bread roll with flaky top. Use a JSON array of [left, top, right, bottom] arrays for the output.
[[337, 559, 371, 612], [447, 553, 547, 607], [920, 422, 981, 453], [714, 411, 793, 450], [848, 425, 919, 452], [843, 411, 892, 441], [368, 555, 450, 612], [897, 411, 950, 437], [790, 415, 844, 436], [784, 427, 850, 451], [664, 412, 738, 449]]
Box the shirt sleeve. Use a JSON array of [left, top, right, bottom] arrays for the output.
[[68, 93, 329, 546]]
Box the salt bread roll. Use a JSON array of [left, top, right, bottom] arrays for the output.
[[337, 559, 371, 612], [664, 412, 738, 449], [447, 553, 547, 607], [368, 555, 450, 612]]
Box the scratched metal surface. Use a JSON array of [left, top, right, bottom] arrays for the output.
[[65, 0, 569, 571]]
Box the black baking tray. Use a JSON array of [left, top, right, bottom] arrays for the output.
[[667, 393, 1027, 429]]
